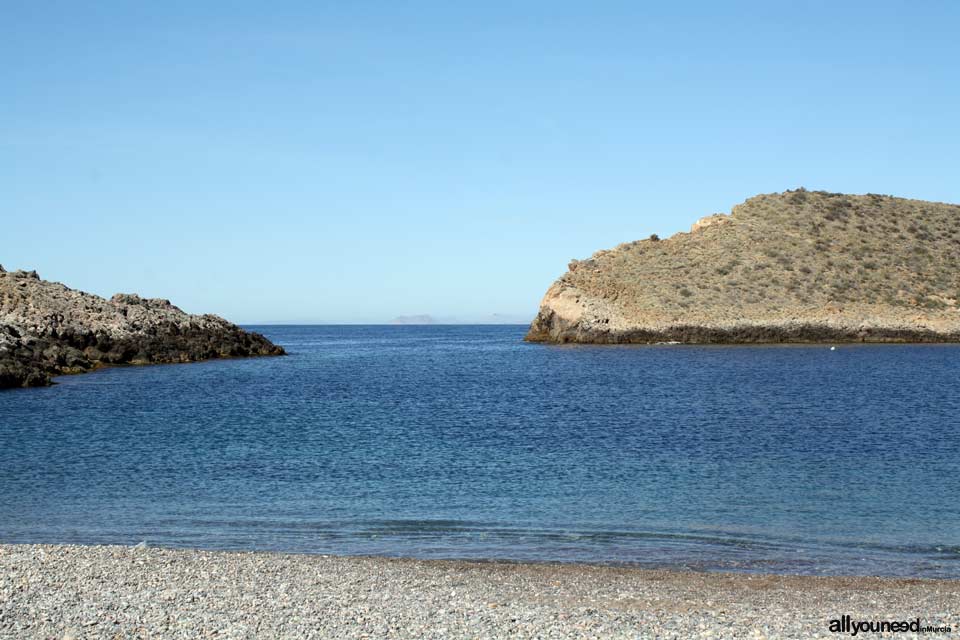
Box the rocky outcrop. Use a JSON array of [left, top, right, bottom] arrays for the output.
[[526, 190, 960, 343], [0, 266, 284, 389]]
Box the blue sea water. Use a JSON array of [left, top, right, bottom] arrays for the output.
[[1, 325, 959, 578]]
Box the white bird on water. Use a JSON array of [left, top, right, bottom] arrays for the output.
[[830, 346, 836, 351]]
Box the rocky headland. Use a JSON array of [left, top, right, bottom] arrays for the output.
[[527, 190, 960, 343], [0, 267, 284, 389]]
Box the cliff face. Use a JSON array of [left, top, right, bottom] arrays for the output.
[[527, 190, 960, 343], [0, 268, 284, 389]]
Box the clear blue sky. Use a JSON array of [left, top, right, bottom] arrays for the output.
[[3, 1, 958, 323]]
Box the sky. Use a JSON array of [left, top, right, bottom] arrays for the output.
[[3, 1, 959, 323]]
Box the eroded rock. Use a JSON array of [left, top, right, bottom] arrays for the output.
[[0, 270, 284, 389]]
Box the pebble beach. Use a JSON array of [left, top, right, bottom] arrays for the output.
[[1, 544, 957, 639]]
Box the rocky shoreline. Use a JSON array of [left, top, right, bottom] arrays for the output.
[[0, 267, 283, 389], [1, 544, 957, 639], [526, 317, 960, 344], [527, 190, 960, 344]]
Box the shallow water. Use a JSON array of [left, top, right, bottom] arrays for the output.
[[2, 325, 959, 577]]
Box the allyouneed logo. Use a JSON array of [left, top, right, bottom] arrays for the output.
[[829, 615, 952, 635]]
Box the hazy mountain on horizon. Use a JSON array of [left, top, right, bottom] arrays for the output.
[[390, 313, 532, 325]]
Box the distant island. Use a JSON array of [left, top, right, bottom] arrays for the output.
[[391, 314, 438, 325], [390, 314, 531, 325], [527, 190, 960, 344], [0, 267, 284, 389]]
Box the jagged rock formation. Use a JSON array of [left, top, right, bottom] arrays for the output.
[[0, 267, 284, 389], [526, 190, 960, 343]]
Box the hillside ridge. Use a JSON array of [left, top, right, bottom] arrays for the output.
[[526, 189, 960, 343]]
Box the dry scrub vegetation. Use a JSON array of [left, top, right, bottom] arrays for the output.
[[531, 190, 960, 342]]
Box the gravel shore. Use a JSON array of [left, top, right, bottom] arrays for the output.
[[1, 544, 957, 639]]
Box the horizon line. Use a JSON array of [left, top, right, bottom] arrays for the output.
[[239, 322, 532, 326]]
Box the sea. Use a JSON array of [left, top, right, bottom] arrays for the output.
[[2, 325, 959, 578]]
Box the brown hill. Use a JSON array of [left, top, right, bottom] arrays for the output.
[[526, 189, 960, 343]]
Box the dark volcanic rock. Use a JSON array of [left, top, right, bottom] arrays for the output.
[[0, 269, 284, 389]]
